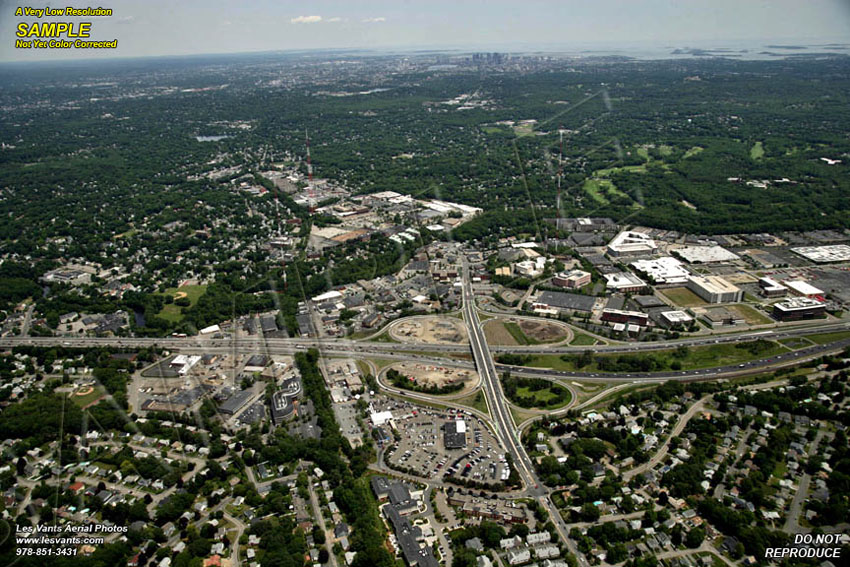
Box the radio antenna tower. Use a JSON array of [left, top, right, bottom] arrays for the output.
[[557, 128, 564, 230], [305, 129, 316, 210], [305, 129, 313, 183]]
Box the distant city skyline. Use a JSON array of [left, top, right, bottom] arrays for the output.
[[2, 0, 849, 62]]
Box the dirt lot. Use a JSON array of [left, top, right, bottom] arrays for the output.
[[517, 318, 569, 342], [391, 316, 468, 344], [388, 362, 479, 393]]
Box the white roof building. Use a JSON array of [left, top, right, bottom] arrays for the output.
[[607, 231, 658, 257], [370, 411, 394, 427], [686, 275, 742, 304], [791, 244, 850, 263], [785, 280, 824, 297], [661, 311, 693, 325], [312, 290, 344, 303], [630, 257, 690, 284], [603, 272, 647, 291], [672, 245, 739, 263]]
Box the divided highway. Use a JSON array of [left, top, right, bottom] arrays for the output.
[[461, 258, 589, 566]]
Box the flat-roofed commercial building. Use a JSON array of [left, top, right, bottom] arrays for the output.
[[758, 277, 787, 298], [785, 280, 824, 298], [601, 308, 649, 326], [533, 290, 597, 314], [686, 275, 743, 304], [552, 269, 591, 289], [444, 420, 467, 450], [660, 310, 693, 327], [630, 257, 690, 285], [701, 307, 745, 328], [603, 272, 647, 293], [607, 231, 658, 257], [672, 245, 740, 264], [772, 297, 827, 322], [219, 389, 254, 416], [791, 244, 850, 263]]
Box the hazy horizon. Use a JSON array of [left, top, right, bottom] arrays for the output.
[[2, 0, 849, 63]]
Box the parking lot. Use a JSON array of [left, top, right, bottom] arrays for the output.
[[380, 399, 508, 485], [334, 401, 364, 448]]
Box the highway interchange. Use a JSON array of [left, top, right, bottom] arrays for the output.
[[3, 260, 850, 567]]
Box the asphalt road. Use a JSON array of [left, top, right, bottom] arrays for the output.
[[461, 258, 589, 567], [2, 320, 847, 357]]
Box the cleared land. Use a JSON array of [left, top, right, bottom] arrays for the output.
[[386, 361, 478, 395], [391, 316, 468, 344], [751, 141, 765, 160], [483, 319, 519, 346]]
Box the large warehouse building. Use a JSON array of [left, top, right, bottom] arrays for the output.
[[630, 257, 690, 285], [533, 290, 598, 314], [686, 275, 743, 304]]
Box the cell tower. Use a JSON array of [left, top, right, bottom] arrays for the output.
[[305, 129, 315, 210], [305, 129, 313, 183], [557, 128, 564, 231], [274, 190, 281, 236]]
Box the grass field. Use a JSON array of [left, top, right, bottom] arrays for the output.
[[518, 340, 789, 373], [683, 146, 704, 159], [367, 358, 397, 371], [636, 147, 650, 160], [728, 304, 774, 325], [456, 391, 490, 415], [779, 337, 812, 349], [369, 331, 399, 343], [156, 284, 207, 323], [751, 141, 765, 160], [569, 333, 599, 346], [113, 228, 138, 240], [504, 322, 530, 345], [585, 383, 657, 409], [510, 406, 539, 427], [69, 385, 106, 407], [514, 384, 571, 409], [658, 145, 673, 156], [804, 330, 850, 345], [660, 287, 708, 308], [586, 177, 643, 209], [355, 360, 373, 377], [596, 164, 648, 176], [584, 178, 614, 204]]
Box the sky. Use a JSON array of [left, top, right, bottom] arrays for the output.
[[2, 0, 850, 62]]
